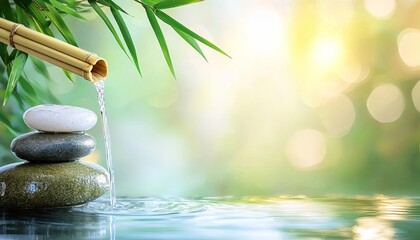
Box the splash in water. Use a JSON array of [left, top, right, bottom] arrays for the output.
[[95, 80, 116, 206]]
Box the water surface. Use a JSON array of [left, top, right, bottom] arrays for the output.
[[1, 195, 420, 239]]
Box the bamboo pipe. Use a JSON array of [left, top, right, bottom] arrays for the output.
[[0, 17, 107, 83]]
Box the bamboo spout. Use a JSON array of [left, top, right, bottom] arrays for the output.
[[0, 17, 107, 83]]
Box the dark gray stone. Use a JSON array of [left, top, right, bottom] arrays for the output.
[[10, 132, 96, 162], [0, 161, 109, 209]]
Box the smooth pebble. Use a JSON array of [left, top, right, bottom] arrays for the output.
[[11, 132, 96, 162], [0, 161, 109, 209], [23, 104, 97, 132]]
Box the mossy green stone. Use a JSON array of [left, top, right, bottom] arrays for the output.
[[0, 161, 109, 209]]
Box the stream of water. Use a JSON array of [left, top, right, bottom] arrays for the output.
[[95, 80, 116, 207]]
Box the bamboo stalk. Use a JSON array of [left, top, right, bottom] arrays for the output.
[[0, 17, 107, 83]]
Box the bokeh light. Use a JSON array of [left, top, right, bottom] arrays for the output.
[[367, 84, 405, 123], [398, 28, 420, 68], [364, 0, 396, 19], [286, 129, 326, 169], [320, 94, 356, 136], [412, 80, 420, 112]]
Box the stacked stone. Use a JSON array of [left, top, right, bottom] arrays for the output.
[[0, 104, 109, 209]]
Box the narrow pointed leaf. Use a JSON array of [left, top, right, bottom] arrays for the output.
[[155, 10, 230, 58], [18, 75, 37, 97], [174, 28, 207, 61], [98, 0, 129, 14], [49, 0, 86, 20], [154, 0, 203, 9], [3, 51, 28, 106], [44, 3, 78, 46], [145, 7, 174, 76], [0, 114, 18, 136], [63, 69, 75, 83], [26, 3, 54, 36], [16, 5, 29, 24], [111, 7, 142, 76], [30, 56, 50, 78], [13, 89, 27, 109], [139, 0, 158, 8], [88, 0, 129, 58], [0, 0, 16, 21]]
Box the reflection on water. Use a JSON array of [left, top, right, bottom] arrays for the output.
[[1, 195, 420, 239]]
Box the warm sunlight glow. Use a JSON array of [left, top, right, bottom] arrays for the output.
[[367, 84, 405, 123], [364, 0, 396, 19], [286, 129, 326, 168], [353, 217, 395, 240], [398, 28, 420, 68], [376, 196, 412, 221], [310, 36, 344, 71], [245, 8, 284, 55], [320, 94, 356, 136]]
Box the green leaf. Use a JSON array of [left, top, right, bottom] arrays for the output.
[[44, 3, 78, 46], [154, 0, 203, 9], [16, 5, 29, 24], [30, 56, 50, 79], [0, 112, 18, 136], [111, 7, 142, 76], [18, 75, 37, 98], [98, 0, 129, 14], [174, 28, 207, 61], [88, 0, 129, 58], [155, 10, 230, 58], [0, 0, 16, 21], [3, 51, 28, 107], [49, 0, 87, 20], [145, 7, 174, 77], [138, 0, 158, 8], [22, 2, 54, 36], [0, 44, 8, 65], [63, 69, 75, 83]]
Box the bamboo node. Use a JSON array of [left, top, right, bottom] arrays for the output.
[[9, 24, 22, 48], [85, 52, 96, 63], [83, 70, 90, 80]]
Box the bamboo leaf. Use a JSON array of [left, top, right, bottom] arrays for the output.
[[138, 0, 158, 8], [155, 10, 230, 58], [63, 69, 75, 83], [3, 51, 28, 107], [21, 2, 54, 35], [16, 5, 29, 24], [44, 3, 78, 46], [98, 0, 129, 15], [49, 0, 87, 20], [18, 75, 37, 98], [30, 56, 50, 78], [145, 7, 174, 76], [154, 0, 203, 10], [0, 0, 16, 21], [88, 0, 129, 58], [111, 7, 142, 76], [0, 112, 18, 136], [174, 28, 207, 61], [13, 89, 27, 109]]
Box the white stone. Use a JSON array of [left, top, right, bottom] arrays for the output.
[[23, 104, 97, 132]]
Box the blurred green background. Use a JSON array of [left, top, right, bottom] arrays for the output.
[[2, 0, 420, 197]]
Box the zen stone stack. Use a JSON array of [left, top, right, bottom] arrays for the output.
[[0, 104, 109, 209]]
